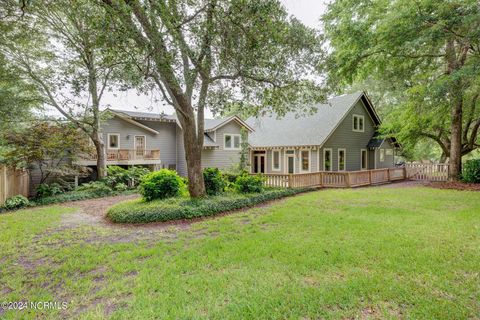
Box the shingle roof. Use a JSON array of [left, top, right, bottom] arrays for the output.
[[110, 109, 177, 122], [246, 92, 368, 148], [367, 136, 384, 148], [203, 134, 218, 147]]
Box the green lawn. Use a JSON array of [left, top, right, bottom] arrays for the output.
[[1, 186, 479, 319]]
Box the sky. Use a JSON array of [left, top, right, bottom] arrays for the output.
[[97, 0, 329, 118]]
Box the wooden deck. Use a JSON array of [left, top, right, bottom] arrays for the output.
[[254, 166, 431, 189]]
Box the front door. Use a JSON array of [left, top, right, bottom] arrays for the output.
[[135, 136, 145, 158], [287, 155, 295, 174], [254, 155, 265, 173]]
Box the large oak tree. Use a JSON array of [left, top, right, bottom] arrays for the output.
[[322, 0, 480, 179], [100, 0, 324, 197]]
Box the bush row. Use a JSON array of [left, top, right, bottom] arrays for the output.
[[107, 188, 309, 224]]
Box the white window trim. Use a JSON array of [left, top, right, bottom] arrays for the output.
[[323, 148, 333, 171], [338, 148, 346, 171], [284, 149, 296, 174], [107, 133, 120, 150], [271, 150, 281, 172], [385, 148, 393, 156], [352, 114, 365, 132], [379, 149, 385, 162], [223, 133, 241, 150], [361, 148, 368, 170], [300, 149, 311, 173]]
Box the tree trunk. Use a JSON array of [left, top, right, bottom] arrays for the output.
[[182, 116, 206, 197], [439, 151, 447, 164], [92, 134, 107, 179], [449, 99, 463, 180]]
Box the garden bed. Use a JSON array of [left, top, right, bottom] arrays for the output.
[[428, 181, 480, 191], [107, 188, 311, 224]]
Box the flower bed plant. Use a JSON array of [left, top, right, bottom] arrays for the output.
[[107, 188, 310, 224]]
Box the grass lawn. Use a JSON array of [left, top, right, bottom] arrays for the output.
[[0, 186, 479, 319]]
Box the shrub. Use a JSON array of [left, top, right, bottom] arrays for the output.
[[235, 174, 265, 193], [203, 167, 226, 195], [108, 188, 308, 223], [4, 195, 29, 210], [36, 183, 64, 198], [139, 169, 184, 201], [104, 166, 129, 187], [76, 181, 112, 196], [462, 159, 480, 183], [114, 182, 128, 191], [127, 166, 150, 185]]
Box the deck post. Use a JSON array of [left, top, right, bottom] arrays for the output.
[[387, 169, 390, 181], [319, 172, 323, 187], [368, 170, 372, 185], [346, 172, 351, 187], [288, 174, 293, 188]]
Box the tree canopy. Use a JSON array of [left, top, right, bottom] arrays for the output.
[[323, 0, 480, 177]]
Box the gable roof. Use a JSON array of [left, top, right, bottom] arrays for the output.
[[108, 109, 253, 132], [246, 92, 381, 148], [107, 109, 160, 135]]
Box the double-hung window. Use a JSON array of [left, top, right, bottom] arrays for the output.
[[108, 134, 120, 149], [300, 150, 310, 172], [272, 150, 280, 171], [338, 148, 346, 171], [353, 115, 365, 132]]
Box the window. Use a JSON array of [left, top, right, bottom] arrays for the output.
[[338, 148, 346, 171], [272, 150, 280, 171], [224, 134, 241, 150], [108, 134, 120, 149], [300, 150, 310, 172], [353, 115, 365, 132], [361, 149, 368, 170], [323, 148, 332, 171], [386, 149, 393, 156], [379, 149, 385, 162]]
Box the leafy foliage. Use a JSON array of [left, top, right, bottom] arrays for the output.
[[36, 183, 65, 198], [462, 159, 480, 183], [139, 170, 185, 201], [235, 174, 265, 193], [3, 195, 29, 210], [76, 181, 112, 196], [1, 122, 92, 183], [108, 188, 307, 224], [104, 165, 150, 189], [203, 167, 227, 196]]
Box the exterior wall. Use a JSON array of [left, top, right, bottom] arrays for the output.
[[375, 140, 395, 169], [136, 120, 177, 169], [201, 121, 246, 170], [319, 100, 377, 171], [259, 148, 319, 174], [100, 117, 158, 150]]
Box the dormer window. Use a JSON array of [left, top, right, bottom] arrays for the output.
[[353, 114, 365, 132]]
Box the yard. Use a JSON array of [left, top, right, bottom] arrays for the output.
[[1, 184, 479, 319]]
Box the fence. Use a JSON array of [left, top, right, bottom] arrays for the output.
[[405, 163, 449, 181], [0, 166, 30, 206], [257, 167, 407, 189]]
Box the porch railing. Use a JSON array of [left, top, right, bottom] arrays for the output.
[[84, 149, 160, 161], [405, 163, 449, 181], [255, 167, 409, 189]]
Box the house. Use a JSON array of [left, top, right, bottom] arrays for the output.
[[76, 91, 398, 178], [245, 91, 399, 174], [76, 109, 253, 177]]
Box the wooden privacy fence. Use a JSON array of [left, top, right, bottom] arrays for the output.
[[256, 167, 407, 189], [0, 166, 30, 206], [405, 163, 449, 181]]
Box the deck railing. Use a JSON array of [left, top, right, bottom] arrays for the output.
[[255, 167, 409, 189], [84, 149, 160, 161], [405, 163, 449, 181]]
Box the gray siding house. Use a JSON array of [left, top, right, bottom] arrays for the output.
[[246, 92, 398, 174], [77, 91, 397, 177], [77, 110, 253, 176]]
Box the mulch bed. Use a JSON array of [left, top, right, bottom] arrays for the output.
[[428, 181, 480, 191]]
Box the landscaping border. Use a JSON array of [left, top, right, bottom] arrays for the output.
[[107, 188, 313, 224]]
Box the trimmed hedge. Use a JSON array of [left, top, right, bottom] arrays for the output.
[[107, 188, 310, 224]]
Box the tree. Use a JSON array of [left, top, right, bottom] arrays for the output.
[[1, 0, 124, 178], [100, 0, 324, 197], [322, 0, 480, 180], [1, 121, 92, 184]]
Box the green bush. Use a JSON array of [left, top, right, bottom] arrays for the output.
[[139, 169, 185, 201], [76, 181, 113, 196], [4, 195, 30, 210], [108, 188, 308, 223], [36, 183, 65, 198], [203, 167, 226, 195], [462, 159, 480, 183], [235, 174, 265, 193], [114, 182, 128, 191], [32, 188, 137, 206], [104, 165, 150, 188], [127, 166, 150, 185]]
